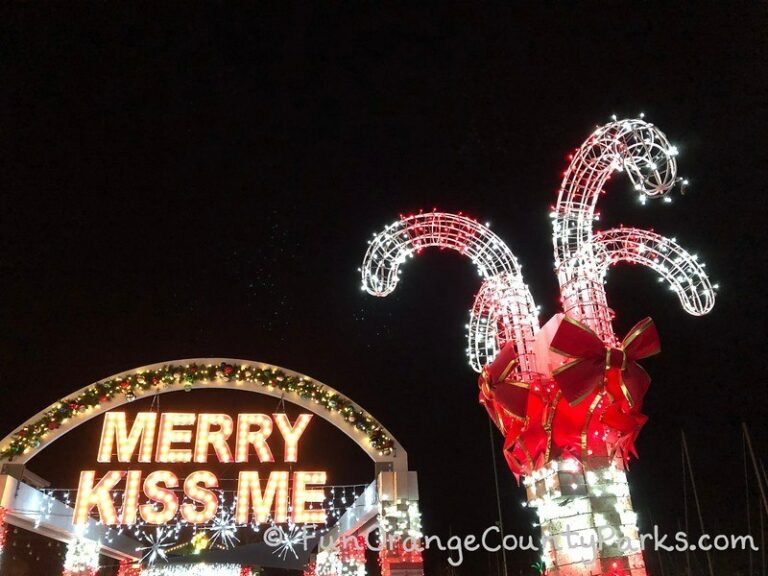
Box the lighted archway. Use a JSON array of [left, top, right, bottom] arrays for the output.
[[0, 358, 407, 472], [0, 359, 422, 573]]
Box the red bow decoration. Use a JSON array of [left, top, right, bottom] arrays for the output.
[[602, 403, 648, 461], [478, 342, 529, 434], [550, 316, 660, 408], [503, 423, 550, 480]]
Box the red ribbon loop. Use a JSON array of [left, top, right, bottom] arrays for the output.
[[478, 342, 529, 434], [550, 316, 660, 407]]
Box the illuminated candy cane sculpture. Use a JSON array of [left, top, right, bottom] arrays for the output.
[[361, 118, 716, 576], [553, 118, 714, 340], [590, 227, 715, 316], [361, 212, 540, 375]]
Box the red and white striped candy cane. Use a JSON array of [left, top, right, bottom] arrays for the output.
[[553, 118, 715, 343], [361, 211, 540, 378]]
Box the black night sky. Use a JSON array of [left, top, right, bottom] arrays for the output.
[[1, 3, 767, 575]]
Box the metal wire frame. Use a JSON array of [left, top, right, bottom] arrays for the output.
[[591, 227, 715, 316], [361, 212, 540, 374], [469, 272, 539, 378], [361, 212, 521, 294], [554, 119, 682, 342], [361, 119, 716, 376]]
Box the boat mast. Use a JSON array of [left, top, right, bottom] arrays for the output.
[[743, 424, 768, 517], [682, 430, 715, 576]]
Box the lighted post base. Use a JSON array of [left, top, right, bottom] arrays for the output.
[[379, 544, 424, 576], [314, 548, 367, 576], [524, 457, 646, 576], [378, 499, 424, 576], [62, 536, 100, 576], [117, 559, 142, 576]]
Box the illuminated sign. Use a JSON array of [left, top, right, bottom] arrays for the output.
[[73, 412, 326, 526]]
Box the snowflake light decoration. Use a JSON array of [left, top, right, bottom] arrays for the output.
[[139, 527, 176, 566], [209, 510, 240, 550], [270, 525, 307, 561]]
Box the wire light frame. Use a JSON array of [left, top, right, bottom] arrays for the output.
[[553, 118, 715, 343], [361, 212, 540, 375], [590, 227, 715, 316], [362, 117, 716, 372], [360, 117, 718, 576]]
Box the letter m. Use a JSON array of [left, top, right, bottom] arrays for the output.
[[98, 412, 157, 463]]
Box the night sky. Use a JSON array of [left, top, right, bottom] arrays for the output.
[[1, 3, 767, 575]]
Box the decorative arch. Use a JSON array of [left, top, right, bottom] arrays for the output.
[[0, 358, 406, 469]]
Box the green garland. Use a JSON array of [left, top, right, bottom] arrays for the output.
[[1, 363, 395, 459]]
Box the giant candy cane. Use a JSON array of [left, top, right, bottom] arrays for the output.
[[553, 118, 715, 343], [361, 117, 717, 576], [361, 211, 540, 376], [591, 227, 715, 316], [361, 119, 716, 446]]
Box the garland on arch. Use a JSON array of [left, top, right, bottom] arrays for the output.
[[1, 363, 394, 459]]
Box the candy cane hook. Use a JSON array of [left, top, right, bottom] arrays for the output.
[[361, 211, 540, 375], [591, 227, 715, 315], [553, 119, 715, 342]]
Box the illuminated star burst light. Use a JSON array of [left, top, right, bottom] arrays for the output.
[[209, 510, 240, 550], [139, 527, 176, 566], [271, 524, 307, 560]]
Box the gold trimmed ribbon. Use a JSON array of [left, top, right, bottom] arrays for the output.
[[550, 315, 661, 408]]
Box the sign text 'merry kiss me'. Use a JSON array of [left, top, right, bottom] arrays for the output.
[[73, 412, 327, 526]]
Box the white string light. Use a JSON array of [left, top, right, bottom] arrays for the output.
[[362, 120, 716, 377], [28, 481, 368, 571], [361, 211, 540, 374], [141, 564, 243, 576], [591, 227, 715, 315], [554, 118, 716, 342], [63, 535, 100, 576]]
